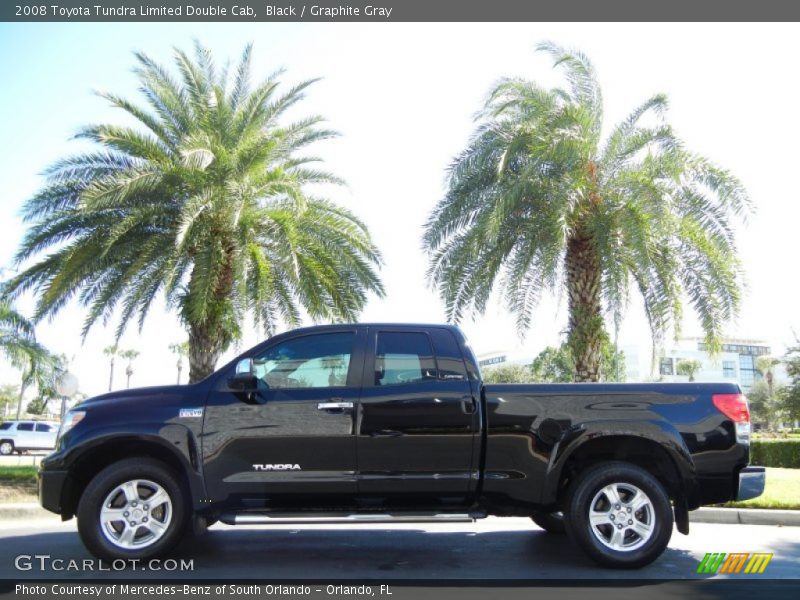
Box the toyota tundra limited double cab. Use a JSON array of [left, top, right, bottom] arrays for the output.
[[38, 323, 765, 569]]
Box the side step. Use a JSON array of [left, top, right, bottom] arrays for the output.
[[219, 512, 482, 525]]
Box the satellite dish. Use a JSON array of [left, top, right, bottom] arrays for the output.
[[56, 372, 79, 397]]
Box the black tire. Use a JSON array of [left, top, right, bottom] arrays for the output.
[[0, 441, 13, 456], [77, 458, 188, 561], [564, 461, 673, 569], [531, 511, 566, 534]]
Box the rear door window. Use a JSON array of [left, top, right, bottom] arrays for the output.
[[430, 329, 468, 381], [375, 332, 437, 385], [35, 423, 54, 432]]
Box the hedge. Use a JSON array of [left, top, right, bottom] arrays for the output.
[[750, 440, 800, 469]]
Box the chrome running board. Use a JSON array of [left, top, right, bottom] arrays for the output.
[[219, 512, 481, 525]]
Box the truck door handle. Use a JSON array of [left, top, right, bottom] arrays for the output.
[[462, 396, 477, 414], [317, 401, 354, 410]]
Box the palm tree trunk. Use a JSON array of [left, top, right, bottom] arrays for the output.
[[185, 251, 236, 384], [766, 371, 774, 430], [188, 323, 225, 383], [108, 357, 115, 392], [15, 380, 28, 420], [565, 233, 604, 382]]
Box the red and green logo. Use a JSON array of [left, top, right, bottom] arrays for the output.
[[697, 552, 773, 574]]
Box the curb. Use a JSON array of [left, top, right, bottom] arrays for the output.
[[0, 502, 48, 520], [691, 507, 800, 527]]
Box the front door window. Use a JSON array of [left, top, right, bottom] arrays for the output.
[[253, 332, 354, 389]]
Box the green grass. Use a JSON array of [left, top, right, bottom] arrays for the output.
[[753, 433, 800, 440], [726, 467, 800, 510], [0, 466, 38, 503], [0, 466, 37, 483]]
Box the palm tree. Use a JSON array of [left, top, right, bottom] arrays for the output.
[[756, 355, 781, 429], [756, 356, 780, 397], [103, 344, 120, 391], [0, 297, 55, 418], [23, 353, 68, 417], [120, 349, 140, 388], [169, 341, 189, 384], [15, 354, 61, 419], [676, 359, 702, 382], [0, 298, 43, 364], [0, 384, 18, 416], [6, 43, 384, 382], [424, 43, 749, 381]]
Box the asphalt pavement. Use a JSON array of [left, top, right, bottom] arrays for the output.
[[0, 516, 798, 580]]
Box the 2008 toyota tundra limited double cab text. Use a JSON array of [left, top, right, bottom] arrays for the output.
[[39, 323, 765, 568]]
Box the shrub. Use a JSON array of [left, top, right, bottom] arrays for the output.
[[482, 364, 536, 384], [750, 440, 800, 469]]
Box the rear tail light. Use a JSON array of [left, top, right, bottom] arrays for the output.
[[713, 393, 750, 444]]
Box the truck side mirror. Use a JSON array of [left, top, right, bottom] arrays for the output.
[[228, 358, 259, 393]]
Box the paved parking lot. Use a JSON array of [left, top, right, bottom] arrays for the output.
[[0, 516, 798, 580]]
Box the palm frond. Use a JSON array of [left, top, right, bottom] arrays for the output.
[[10, 43, 383, 372]]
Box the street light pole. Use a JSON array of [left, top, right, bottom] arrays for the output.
[[55, 371, 79, 421]]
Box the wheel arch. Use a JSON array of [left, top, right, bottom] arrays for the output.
[[542, 427, 696, 508], [59, 433, 203, 520]]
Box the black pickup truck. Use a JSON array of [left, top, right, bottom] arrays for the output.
[[39, 323, 764, 568]]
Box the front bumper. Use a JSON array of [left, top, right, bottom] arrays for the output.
[[38, 468, 69, 514], [736, 466, 766, 501]]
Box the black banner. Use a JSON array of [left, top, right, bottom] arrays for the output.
[[3, 580, 800, 600], [4, 0, 800, 22]]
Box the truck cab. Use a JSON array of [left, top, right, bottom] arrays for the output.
[[204, 324, 480, 511]]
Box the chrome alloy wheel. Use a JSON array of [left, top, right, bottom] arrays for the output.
[[588, 482, 655, 552], [99, 479, 172, 550]]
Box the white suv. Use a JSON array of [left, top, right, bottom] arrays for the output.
[[0, 420, 59, 455]]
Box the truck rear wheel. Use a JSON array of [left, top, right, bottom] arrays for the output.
[[77, 458, 188, 561], [564, 461, 673, 569]]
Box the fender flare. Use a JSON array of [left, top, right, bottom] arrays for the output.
[[56, 424, 206, 514], [539, 420, 697, 505]]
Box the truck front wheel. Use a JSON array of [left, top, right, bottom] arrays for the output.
[[564, 461, 673, 569], [77, 458, 188, 561]]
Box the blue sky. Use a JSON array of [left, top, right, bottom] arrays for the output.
[[1, 22, 799, 397]]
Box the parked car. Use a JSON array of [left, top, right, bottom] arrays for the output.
[[0, 420, 59, 455], [38, 323, 764, 568]]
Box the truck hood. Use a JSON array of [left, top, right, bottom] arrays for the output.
[[76, 384, 191, 410]]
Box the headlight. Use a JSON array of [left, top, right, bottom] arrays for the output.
[[57, 410, 86, 442]]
